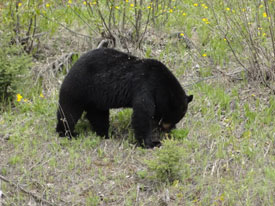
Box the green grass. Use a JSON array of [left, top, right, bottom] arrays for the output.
[[0, 80, 274, 205]]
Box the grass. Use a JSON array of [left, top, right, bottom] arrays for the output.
[[0, 80, 274, 205], [0, 0, 274, 205]]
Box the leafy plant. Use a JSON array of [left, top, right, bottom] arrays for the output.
[[206, 0, 275, 88], [171, 128, 189, 140], [0, 34, 31, 103], [145, 139, 188, 183]]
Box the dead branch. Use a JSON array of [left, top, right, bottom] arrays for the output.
[[40, 13, 92, 39], [0, 175, 57, 206], [135, 184, 140, 206], [34, 52, 78, 85]]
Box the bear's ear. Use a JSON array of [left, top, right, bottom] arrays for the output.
[[187, 95, 193, 103]]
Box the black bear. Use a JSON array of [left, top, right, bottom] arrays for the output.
[[56, 48, 193, 148]]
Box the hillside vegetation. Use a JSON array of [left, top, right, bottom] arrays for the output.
[[0, 0, 274, 205]]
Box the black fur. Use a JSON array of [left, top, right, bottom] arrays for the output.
[[56, 48, 193, 148]]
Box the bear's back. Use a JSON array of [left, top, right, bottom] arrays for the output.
[[72, 48, 139, 73], [61, 48, 185, 108]]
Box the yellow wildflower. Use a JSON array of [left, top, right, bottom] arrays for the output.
[[16, 94, 23, 102], [182, 12, 187, 16], [68, 0, 72, 4], [226, 7, 230, 11], [194, 3, 198, 7], [18, 2, 22, 7], [202, 53, 207, 57], [169, 9, 173, 13], [83, 1, 87, 5], [40, 93, 44, 98], [130, 4, 134, 7], [46, 3, 50, 8], [263, 12, 267, 18], [180, 33, 184, 37], [201, 3, 208, 8], [202, 18, 210, 24]]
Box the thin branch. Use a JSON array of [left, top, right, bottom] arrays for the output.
[[135, 184, 140, 206], [137, 3, 151, 49], [67, 4, 97, 34], [94, 1, 115, 40], [263, 0, 275, 59], [40, 13, 92, 39], [209, 2, 248, 71], [0, 175, 57, 206], [183, 67, 245, 88], [183, 76, 217, 88]]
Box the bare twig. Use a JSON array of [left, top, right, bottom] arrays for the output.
[[40, 13, 92, 39], [94, 1, 115, 42], [21, 32, 46, 43], [211, 160, 218, 176], [183, 67, 246, 88], [183, 76, 217, 88], [27, 14, 37, 53], [215, 67, 245, 79], [0, 175, 57, 206], [263, 0, 275, 58], [135, 183, 140, 206], [137, 2, 151, 49], [264, 142, 271, 158], [209, 3, 247, 71], [67, 3, 97, 34]]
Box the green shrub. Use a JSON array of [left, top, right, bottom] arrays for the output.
[[171, 128, 189, 140], [0, 34, 31, 102], [145, 139, 188, 184]]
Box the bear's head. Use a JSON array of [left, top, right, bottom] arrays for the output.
[[154, 84, 193, 132], [159, 94, 193, 132]]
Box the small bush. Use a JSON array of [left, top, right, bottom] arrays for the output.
[[145, 139, 188, 184], [171, 128, 189, 140], [0, 34, 31, 102]]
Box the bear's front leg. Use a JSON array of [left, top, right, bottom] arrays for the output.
[[132, 96, 156, 148]]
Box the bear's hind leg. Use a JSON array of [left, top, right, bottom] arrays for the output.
[[86, 108, 110, 138]]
